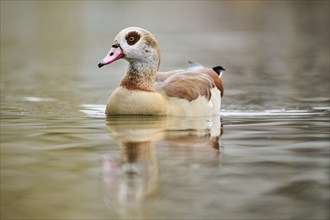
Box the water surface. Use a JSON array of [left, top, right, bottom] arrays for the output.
[[1, 1, 329, 219]]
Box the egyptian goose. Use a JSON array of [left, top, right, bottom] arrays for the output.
[[98, 27, 225, 116]]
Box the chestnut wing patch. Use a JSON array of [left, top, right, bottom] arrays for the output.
[[155, 72, 215, 101]]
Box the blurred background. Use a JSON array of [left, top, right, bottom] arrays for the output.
[[1, 1, 329, 219], [1, 0, 329, 111]]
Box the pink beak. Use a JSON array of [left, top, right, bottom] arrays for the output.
[[98, 46, 124, 68]]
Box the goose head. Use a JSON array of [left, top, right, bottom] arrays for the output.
[[98, 27, 160, 72]]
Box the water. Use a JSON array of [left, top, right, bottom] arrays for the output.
[[1, 1, 329, 219]]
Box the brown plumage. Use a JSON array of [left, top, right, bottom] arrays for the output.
[[156, 65, 224, 101]]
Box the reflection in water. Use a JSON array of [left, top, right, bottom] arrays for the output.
[[103, 116, 222, 217]]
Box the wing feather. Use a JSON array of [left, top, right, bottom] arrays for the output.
[[155, 63, 225, 100], [155, 72, 215, 101]]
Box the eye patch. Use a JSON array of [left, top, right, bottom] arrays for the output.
[[125, 31, 141, 46]]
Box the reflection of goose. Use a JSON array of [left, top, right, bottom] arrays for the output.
[[102, 116, 223, 216], [102, 117, 163, 215], [98, 27, 225, 116], [103, 141, 158, 209]]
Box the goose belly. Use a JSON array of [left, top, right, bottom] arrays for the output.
[[106, 87, 167, 115]]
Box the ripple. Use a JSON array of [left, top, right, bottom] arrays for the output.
[[80, 104, 105, 118], [220, 109, 328, 117], [24, 96, 56, 102]]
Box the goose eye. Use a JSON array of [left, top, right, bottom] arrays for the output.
[[129, 36, 135, 42], [125, 31, 141, 46]]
